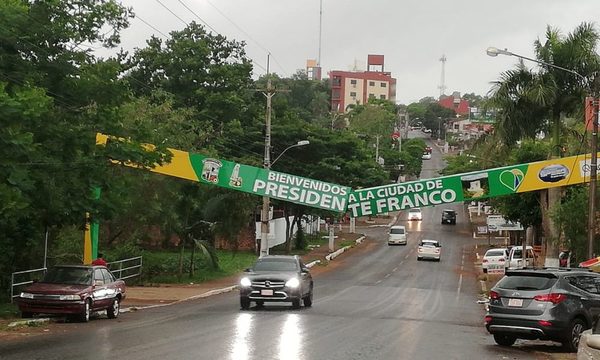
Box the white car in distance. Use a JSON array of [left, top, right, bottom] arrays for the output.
[[388, 225, 407, 245], [482, 248, 508, 273], [417, 239, 441, 261], [408, 208, 422, 221]]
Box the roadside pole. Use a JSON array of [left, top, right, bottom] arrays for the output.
[[328, 223, 335, 252]]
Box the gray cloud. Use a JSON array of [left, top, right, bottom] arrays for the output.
[[99, 0, 600, 104]]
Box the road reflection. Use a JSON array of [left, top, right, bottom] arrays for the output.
[[231, 313, 253, 360], [279, 314, 301, 360], [406, 220, 422, 232]]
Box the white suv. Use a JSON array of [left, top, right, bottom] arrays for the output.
[[388, 225, 407, 245], [408, 208, 422, 221]]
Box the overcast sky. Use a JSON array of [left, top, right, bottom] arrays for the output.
[[98, 0, 600, 104]]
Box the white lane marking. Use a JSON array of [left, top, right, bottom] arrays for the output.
[[392, 267, 398, 272], [456, 274, 463, 301], [404, 254, 409, 259], [376, 280, 382, 284], [385, 273, 391, 278]]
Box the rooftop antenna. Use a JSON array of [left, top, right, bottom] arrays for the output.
[[438, 54, 447, 97]]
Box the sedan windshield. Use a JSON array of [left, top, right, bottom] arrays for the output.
[[253, 260, 298, 272], [43, 267, 93, 285]]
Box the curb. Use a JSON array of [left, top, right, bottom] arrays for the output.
[[306, 260, 320, 268], [325, 246, 351, 261], [8, 317, 50, 328]]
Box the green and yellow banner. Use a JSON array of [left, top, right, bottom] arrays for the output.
[[348, 153, 599, 217], [97, 133, 599, 218], [96, 133, 350, 212]]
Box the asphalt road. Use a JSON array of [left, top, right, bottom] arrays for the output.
[[1, 133, 561, 359]]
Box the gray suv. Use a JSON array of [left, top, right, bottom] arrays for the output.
[[485, 268, 600, 352], [239, 255, 313, 310]]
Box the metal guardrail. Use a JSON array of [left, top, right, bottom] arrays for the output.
[[10, 267, 47, 303], [9, 256, 143, 303], [107, 256, 143, 281]]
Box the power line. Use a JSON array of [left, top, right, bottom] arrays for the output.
[[176, 0, 219, 33], [135, 15, 169, 38], [205, 0, 288, 75], [154, 0, 189, 26]]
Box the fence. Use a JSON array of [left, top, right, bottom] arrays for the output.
[[10, 256, 143, 303], [10, 267, 47, 303], [107, 256, 143, 282]]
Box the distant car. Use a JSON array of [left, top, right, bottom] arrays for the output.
[[507, 246, 536, 269], [408, 208, 422, 221], [417, 239, 441, 261], [441, 209, 457, 224], [425, 146, 432, 153], [485, 268, 600, 352], [422, 152, 432, 160], [423, 128, 432, 133], [482, 248, 508, 273], [388, 225, 407, 245], [239, 255, 313, 310], [17, 265, 126, 322]]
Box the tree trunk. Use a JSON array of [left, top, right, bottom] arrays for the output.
[[189, 238, 195, 278], [542, 188, 561, 267], [178, 235, 185, 281]]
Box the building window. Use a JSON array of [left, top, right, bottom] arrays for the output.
[[332, 77, 341, 87], [369, 81, 375, 86], [380, 95, 386, 100], [350, 92, 356, 97], [380, 82, 387, 87], [369, 93, 375, 99], [350, 79, 357, 85]]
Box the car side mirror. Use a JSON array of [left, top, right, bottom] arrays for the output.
[[302, 267, 310, 273], [244, 268, 251, 272]]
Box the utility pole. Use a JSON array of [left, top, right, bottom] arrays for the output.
[[260, 55, 274, 258], [588, 97, 599, 259], [375, 135, 380, 163], [257, 54, 289, 257]]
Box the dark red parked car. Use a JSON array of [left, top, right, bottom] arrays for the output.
[[17, 265, 126, 322]]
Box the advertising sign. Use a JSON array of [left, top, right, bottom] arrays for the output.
[[96, 133, 350, 212], [348, 153, 600, 217]]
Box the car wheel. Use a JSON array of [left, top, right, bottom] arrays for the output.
[[493, 334, 517, 347], [21, 312, 33, 319], [79, 299, 92, 322], [562, 318, 587, 352], [303, 288, 313, 308], [291, 299, 301, 309], [483, 268, 487, 274], [240, 297, 250, 310], [417, 257, 422, 261], [107, 297, 120, 319]]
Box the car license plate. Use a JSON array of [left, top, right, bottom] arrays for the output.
[[261, 289, 273, 296], [508, 298, 523, 307]]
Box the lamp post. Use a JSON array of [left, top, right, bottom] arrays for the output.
[[486, 46, 597, 260], [259, 140, 310, 257]]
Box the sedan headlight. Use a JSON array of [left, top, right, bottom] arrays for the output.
[[20, 292, 34, 299], [285, 278, 300, 288], [240, 277, 251, 287], [59, 294, 81, 301]]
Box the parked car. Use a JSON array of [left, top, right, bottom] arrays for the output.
[[482, 248, 508, 273], [388, 225, 407, 245], [507, 246, 536, 269], [417, 239, 441, 261], [441, 209, 457, 225], [408, 207, 422, 221], [422, 152, 432, 160], [239, 255, 313, 310], [17, 265, 126, 322], [485, 268, 600, 352]]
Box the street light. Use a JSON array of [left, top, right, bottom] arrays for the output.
[[271, 140, 310, 166], [260, 140, 310, 257], [486, 46, 597, 260]]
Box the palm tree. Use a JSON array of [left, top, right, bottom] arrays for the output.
[[487, 22, 600, 264]]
